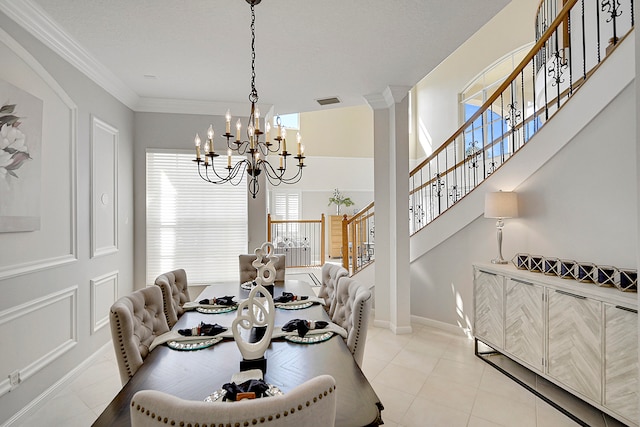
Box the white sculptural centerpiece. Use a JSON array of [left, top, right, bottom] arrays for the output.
[[252, 242, 278, 286], [232, 242, 276, 365]]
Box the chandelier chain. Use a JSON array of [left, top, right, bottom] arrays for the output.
[[249, 4, 258, 104]]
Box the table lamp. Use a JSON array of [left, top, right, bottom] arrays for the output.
[[484, 191, 518, 264]]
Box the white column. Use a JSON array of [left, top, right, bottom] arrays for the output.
[[366, 85, 412, 334]]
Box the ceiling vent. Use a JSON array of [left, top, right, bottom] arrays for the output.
[[316, 97, 341, 106]]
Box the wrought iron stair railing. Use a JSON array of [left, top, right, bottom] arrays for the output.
[[409, 0, 634, 235]]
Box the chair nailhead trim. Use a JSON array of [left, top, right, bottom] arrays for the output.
[[131, 385, 336, 424]]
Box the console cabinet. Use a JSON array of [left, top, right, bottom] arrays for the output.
[[473, 263, 638, 427]]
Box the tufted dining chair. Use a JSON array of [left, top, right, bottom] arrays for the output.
[[153, 268, 191, 328], [130, 375, 337, 427], [109, 286, 170, 385], [331, 276, 372, 367], [239, 254, 286, 284], [318, 262, 349, 317]]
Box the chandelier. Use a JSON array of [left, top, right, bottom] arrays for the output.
[[193, 0, 305, 198]]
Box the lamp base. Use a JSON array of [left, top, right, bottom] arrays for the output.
[[491, 258, 508, 264]]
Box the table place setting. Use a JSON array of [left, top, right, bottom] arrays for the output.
[[183, 295, 239, 314], [273, 292, 325, 310], [204, 369, 283, 403], [273, 318, 348, 344], [149, 322, 234, 351]]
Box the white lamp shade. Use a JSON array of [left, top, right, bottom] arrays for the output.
[[484, 191, 518, 218]]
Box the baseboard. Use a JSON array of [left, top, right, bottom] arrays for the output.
[[410, 314, 472, 338], [2, 341, 113, 427]]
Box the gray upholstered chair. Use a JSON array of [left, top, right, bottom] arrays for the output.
[[130, 375, 337, 427], [154, 268, 191, 328], [331, 276, 372, 367], [318, 262, 349, 317], [239, 253, 286, 283], [109, 286, 170, 385]]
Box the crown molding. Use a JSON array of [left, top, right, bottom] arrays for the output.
[[0, 0, 139, 109], [363, 93, 388, 110], [135, 97, 274, 117]]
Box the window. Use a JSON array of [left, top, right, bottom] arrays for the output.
[[460, 44, 538, 158], [146, 150, 248, 285], [271, 190, 301, 220], [274, 113, 299, 130]]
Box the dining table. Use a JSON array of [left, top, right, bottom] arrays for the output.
[[92, 279, 384, 426]]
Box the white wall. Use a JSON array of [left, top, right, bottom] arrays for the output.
[[0, 12, 134, 424], [410, 80, 637, 328]]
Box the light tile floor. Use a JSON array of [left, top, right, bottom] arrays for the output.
[[18, 268, 582, 426], [18, 322, 582, 427]]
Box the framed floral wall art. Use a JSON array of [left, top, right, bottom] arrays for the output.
[[0, 79, 43, 232]]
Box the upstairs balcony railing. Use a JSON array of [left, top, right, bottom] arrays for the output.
[[409, 0, 634, 234], [267, 213, 325, 268]]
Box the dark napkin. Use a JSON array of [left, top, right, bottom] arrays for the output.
[[221, 379, 270, 401], [281, 319, 329, 337], [178, 322, 227, 337], [199, 296, 236, 306], [274, 292, 309, 303]]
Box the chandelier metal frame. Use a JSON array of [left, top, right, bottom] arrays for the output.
[[193, 0, 305, 199]]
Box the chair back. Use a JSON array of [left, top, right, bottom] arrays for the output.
[[130, 375, 336, 427], [318, 263, 348, 316], [154, 268, 190, 328], [331, 276, 372, 367], [239, 254, 286, 283], [110, 286, 170, 385]]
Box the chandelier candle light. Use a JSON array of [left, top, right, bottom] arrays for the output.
[[193, 0, 305, 198]]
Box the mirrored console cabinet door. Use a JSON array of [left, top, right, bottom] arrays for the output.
[[504, 278, 544, 372], [604, 303, 639, 423], [474, 269, 504, 349], [547, 289, 602, 403]]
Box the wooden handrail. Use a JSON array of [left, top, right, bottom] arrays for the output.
[[410, 0, 578, 177]]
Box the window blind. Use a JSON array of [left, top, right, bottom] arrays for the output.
[[146, 151, 248, 285], [273, 191, 300, 220]]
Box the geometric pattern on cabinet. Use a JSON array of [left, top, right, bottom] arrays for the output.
[[604, 304, 639, 423], [474, 270, 504, 349], [547, 290, 602, 403], [505, 279, 544, 371]]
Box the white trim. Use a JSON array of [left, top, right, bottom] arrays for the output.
[[90, 116, 119, 258], [0, 286, 78, 398], [0, 25, 79, 280], [1, 342, 112, 427], [0, 0, 139, 109], [90, 271, 118, 334], [411, 314, 473, 338], [390, 324, 413, 335], [136, 97, 273, 117]]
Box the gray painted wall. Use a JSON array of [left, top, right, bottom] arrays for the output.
[[0, 12, 134, 424]]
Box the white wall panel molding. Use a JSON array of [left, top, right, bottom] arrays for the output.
[[90, 271, 118, 334], [0, 26, 78, 280], [90, 116, 119, 258], [0, 286, 78, 398]]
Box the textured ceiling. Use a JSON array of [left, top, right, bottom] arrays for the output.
[[18, 0, 510, 114]]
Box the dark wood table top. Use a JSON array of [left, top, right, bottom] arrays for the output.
[[93, 280, 383, 426]]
